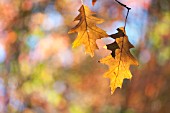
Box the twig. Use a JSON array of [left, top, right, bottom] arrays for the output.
[[115, 0, 131, 10], [124, 9, 130, 30], [115, 0, 131, 30]]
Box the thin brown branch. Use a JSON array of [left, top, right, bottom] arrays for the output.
[[124, 8, 130, 30], [115, 0, 131, 10], [115, 0, 131, 30]]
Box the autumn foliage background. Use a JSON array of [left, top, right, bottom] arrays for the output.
[[0, 0, 170, 113]]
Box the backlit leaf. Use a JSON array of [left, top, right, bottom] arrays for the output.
[[68, 5, 108, 57], [99, 27, 138, 94]]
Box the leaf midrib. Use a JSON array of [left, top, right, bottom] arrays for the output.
[[82, 5, 92, 54]]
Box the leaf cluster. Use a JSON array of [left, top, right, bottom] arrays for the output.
[[68, 0, 138, 94]]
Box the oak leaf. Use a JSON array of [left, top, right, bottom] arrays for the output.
[[68, 5, 108, 57], [99, 27, 138, 94], [92, 0, 97, 6]]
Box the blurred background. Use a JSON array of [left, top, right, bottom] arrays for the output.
[[0, 0, 170, 113]]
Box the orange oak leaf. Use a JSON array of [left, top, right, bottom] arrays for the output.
[[68, 5, 108, 57], [99, 27, 138, 94], [92, 0, 97, 6]]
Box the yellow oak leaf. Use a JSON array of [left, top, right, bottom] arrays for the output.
[[68, 5, 108, 57], [99, 27, 138, 94]]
